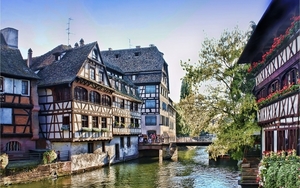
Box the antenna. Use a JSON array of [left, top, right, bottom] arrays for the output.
[[128, 39, 132, 48], [66, 18, 73, 45]]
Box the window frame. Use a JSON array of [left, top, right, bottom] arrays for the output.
[[21, 80, 29, 95], [145, 116, 157, 126], [145, 100, 156, 108], [92, 116, 99, 128], [82, 115, 88, 127], [145, 85, 156, 94]]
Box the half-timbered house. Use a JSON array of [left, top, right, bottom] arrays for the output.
[[238, 0, 300, 155], [30, 39, 115, 162], [0, 28, 40, 160], [104, 62, 142, 161], [101, 45, 176, 143]]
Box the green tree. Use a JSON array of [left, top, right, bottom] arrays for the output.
[[176, 77, 193, 136], [180, 26, 259, 160]]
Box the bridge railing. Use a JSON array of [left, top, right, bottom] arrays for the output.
[[176, 135, 215, 143]]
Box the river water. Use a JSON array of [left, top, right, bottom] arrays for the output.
[[9, 146, 241, 188]]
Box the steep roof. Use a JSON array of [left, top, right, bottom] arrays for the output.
[[101, 46, 165, 73], [238, 0, 299, 64], [0, 37, 39, 79], [30, 44, 71, 71], [33, 42, 97, 87]]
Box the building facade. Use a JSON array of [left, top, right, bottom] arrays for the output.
[[101, 45, 176, 143], [0, 28, 40, 160], [238, 0, 300, 154]]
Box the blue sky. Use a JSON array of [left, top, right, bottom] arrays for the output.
[[1, 0, 271, 102]]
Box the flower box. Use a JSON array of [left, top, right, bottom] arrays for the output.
[[81, 127, 92, 132], [92, 127, 101, 132], [61, 124, 69, 130], [101, 128, 109, 132]]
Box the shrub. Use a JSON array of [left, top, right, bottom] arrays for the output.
[[257, 149, 300, 187], [42, 150, 57, 164]]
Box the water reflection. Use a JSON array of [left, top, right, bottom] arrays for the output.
[[9, 146, 240, 188]]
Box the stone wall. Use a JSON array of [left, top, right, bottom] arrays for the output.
[[0, 162, 71, 186], [71, 153, 107, 172]]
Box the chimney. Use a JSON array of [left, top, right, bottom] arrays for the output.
[[149, 44, 155, 47], [80, 38, 84, 46], [27, 48, 33, 67], [136, 45, 141, 49], [74, 42, 79, 48], [1, 27, 18, 48], [109, 48, 112, 51]]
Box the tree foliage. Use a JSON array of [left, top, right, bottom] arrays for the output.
[[178, 26, 260, 160]]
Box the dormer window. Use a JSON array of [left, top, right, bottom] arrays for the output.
[[132, 75, 136, 80], [115, 54, 120, 58], [134, 52, 141, 56]]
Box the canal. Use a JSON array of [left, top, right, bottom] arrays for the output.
[[9, 146, 240, 188]]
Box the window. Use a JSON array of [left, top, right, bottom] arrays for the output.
[[115, 54, 120, 58], [54, 87, 71, 101], [127, 137, 131, 148], [82, 115, 88, 127], [115, 116, 120, 126], [121, 117, 125, 126], [88, 142, 94, 153], [21, 80, 29, 95], [101, 117, 107, 128], [120, 137, 124, 148], [132, 75, 136, 81], [92, 116, 98, 128], [90, 67, 95, 80], [74, 87, 88, 101], [63, 116, 70, 125], [269, 80, 279, 94], [92, 49, 98, 60], [145, 85, 155, 94], [145, 116, 156, 125], [282, 69, 297, 87], [99, 68, 104, 83], [6, 141, 21, 151], [120, 99, 125, 109], [134, 52, 141, 56], [90, 91, 100, 104], [0, 108, 12, 124], [0, 77, 3, 92], [145, 100, 155, 108], [102, 95, 111, 106], [162, 102, 167, 111], [257, 88, 266, 100]]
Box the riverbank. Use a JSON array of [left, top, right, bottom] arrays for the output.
[[5, 147, 241, 188]]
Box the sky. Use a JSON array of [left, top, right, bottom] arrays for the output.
[[0, 0, 271, 102]]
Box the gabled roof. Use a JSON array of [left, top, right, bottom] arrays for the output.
[[0, 37, 39, 79], [237, 0, 299, 64], [101, 46, 166, 73], [33, 42, 97, 87]]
